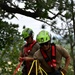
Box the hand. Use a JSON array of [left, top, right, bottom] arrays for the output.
[[19, 57, 34, 62], [61, 68, 67, 75], [19, 57, 24, 62]]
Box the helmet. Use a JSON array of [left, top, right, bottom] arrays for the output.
[[36, 30, 50, 44], [22, 28, 33, 39]]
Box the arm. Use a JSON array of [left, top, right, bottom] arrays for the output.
[[61, 55, 70, 75], [23, 57, 35, 61], [64, 55, 70, 71], [19, 52, 35, 61], [61, 46, 71, 75], [59, 45, 71, 70]]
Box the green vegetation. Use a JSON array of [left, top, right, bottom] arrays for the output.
[[0, 20, 24, 75]]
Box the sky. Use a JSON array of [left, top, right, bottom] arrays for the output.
[[3, 14, 58, 40], [3, 1, 63, 40]]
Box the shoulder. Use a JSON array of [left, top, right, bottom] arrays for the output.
[[33, 42, 40, 49], [20, 44, 26, 52], [22, 44, 27, 49], [51, 43, 63, 51], [56, 44, 67, 52], [34, 42, 40, 47], [56, 44, 70, 57]]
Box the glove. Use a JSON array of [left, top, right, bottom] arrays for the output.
[[61, 68, 67, 75]]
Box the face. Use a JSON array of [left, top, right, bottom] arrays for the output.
[[40, 42, 50, 51], [24, 36, 33, 44]]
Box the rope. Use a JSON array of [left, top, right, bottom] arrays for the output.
[[13, 61, 22, 75], [61, 71, 64, 75], [28, 60, 48, 75]]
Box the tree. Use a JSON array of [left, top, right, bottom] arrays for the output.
[[0, 19, 19, 49], [0, 19, 24, 75], [0, 0, 67, 20]]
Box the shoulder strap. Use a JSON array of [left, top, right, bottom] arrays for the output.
[[51, 43, 56, 68], [30, 40, 36, 48]]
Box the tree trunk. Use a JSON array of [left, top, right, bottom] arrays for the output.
[[71, 0, 75, 75]]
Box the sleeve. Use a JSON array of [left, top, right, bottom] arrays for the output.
[[33, 51, 39, 60], [57, 45, 70, 58], [33, 52, 37, 59], [35, 43, 40, 50]]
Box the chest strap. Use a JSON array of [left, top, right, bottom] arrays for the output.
[[40, 43, 56, 68], [24, 40, 36, 56]]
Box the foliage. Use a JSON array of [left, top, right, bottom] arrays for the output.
[[0, 20, 24, 75], [0, 0, 75, 39], [0, 0, 74, 21], [0, 19, 19, 49], [0, 0, 75, 30]]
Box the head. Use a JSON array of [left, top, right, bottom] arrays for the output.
[[36, 30, 51, 51], [22, 28, 34, 43]]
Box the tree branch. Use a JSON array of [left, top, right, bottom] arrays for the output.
[[0, 2, 38, 18], [0, 2, 61, 20]]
